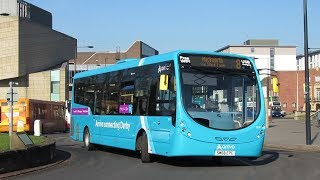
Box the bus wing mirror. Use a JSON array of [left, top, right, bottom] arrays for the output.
[[159, 75, 169, 91]]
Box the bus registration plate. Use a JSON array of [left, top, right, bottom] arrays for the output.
[[215, 150, 235, 156]]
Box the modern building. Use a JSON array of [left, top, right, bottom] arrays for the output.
[[0, 0, 76, 101], [216, 39, 297, 98]]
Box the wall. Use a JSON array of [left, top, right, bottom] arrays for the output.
[[19, 18, 76, 77], [0, 67, 68, 102], [26, 70, 51, 101], [125, 41, 141, 59], [0, 16, 19, 80], [277, 69, 320, 113], [60, 67, 67, 101], [274, 55, 297, 71]]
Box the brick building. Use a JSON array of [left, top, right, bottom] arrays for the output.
[[277, 68, 320, 113]]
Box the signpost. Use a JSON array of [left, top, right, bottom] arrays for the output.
[[7, 81, 18, 150]]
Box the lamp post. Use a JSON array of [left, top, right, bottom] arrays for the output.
[[296, 65, 299, 112], [303, 0, 311, 145]]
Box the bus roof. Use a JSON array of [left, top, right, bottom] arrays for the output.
[[73, 50, 253, 80]]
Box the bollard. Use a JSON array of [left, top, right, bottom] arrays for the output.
[[34, 119, 42, 136]]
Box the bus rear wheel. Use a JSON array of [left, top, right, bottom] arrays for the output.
[[140, 132, 152, 163], [84, 128, 94, 151]]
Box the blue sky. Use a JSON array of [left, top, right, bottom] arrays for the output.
[[27, 0, 320, 54]]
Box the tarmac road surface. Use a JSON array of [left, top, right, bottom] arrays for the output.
[[5, 133, 320, 180]]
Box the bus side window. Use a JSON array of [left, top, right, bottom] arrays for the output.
[[135, 76, 153, 116], [106, 71, 120, 115], [156, 74, 176, 115]]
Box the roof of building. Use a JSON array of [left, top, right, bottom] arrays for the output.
[[72, 40, 158, 65], [216, 39, 296, 52], [297, 49, 320, 59], [216, 44, 297, 52]]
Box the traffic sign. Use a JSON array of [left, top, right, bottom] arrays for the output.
[[6, 88, 19, 102]]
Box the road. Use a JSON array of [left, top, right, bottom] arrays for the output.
[[7, 133, 320, 180]]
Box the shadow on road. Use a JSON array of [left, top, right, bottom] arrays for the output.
[[95, 146, 279, 167], [54, 149, 72, 163], [96, 145, 140, 158]]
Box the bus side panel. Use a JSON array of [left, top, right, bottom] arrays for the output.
[[91, 115, 138, 151], [145, 116, 173, 156], [80, 115, 173, 156], [89, 116, 173, 154]]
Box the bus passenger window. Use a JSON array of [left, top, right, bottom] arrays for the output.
[[156, 75, 176, 116]]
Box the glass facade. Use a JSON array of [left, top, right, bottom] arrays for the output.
[[50, 70, 60, 101]]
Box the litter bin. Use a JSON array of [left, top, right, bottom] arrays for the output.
[[34, 119, 42, 136]]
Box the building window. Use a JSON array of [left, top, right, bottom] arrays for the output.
[[50, 70, 60, 101], [282, 103, 287, 108], [270, 48, 275, 70], [292, 103, 296, 108], [316, 88, 320, 101], [251, 48, 255, 53]]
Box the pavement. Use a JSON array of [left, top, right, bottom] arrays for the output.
[[264, 117, 320, 152]]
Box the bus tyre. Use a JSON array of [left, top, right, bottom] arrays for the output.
[[84, 128, 94, 151], [140, 132, 152, 163]]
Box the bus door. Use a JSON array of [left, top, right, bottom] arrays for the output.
[[146, 74, 176, 143]]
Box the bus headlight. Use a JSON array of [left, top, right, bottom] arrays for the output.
[[187, 132, 191, 137]]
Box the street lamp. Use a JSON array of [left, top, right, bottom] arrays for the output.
[[303, 0, 311, 145], [296, 65, 299, 112]]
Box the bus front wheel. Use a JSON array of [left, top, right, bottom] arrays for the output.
[[84, 128, 94, 151], [140, 132, 152, 163]]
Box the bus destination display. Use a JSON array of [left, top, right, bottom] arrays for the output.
[[179, 55, 253, 70]]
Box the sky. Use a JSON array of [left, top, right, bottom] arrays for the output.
[[26, 0, 320, 54]]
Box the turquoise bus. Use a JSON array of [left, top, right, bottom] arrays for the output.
[[70, 50, 265, 162]]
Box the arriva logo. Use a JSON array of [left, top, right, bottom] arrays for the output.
[[216, 144, 236, 150], [180, 56, 191, 64]]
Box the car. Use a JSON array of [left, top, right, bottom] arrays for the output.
[[272, 110, 282, 118], [272, 110, 286, 118]]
